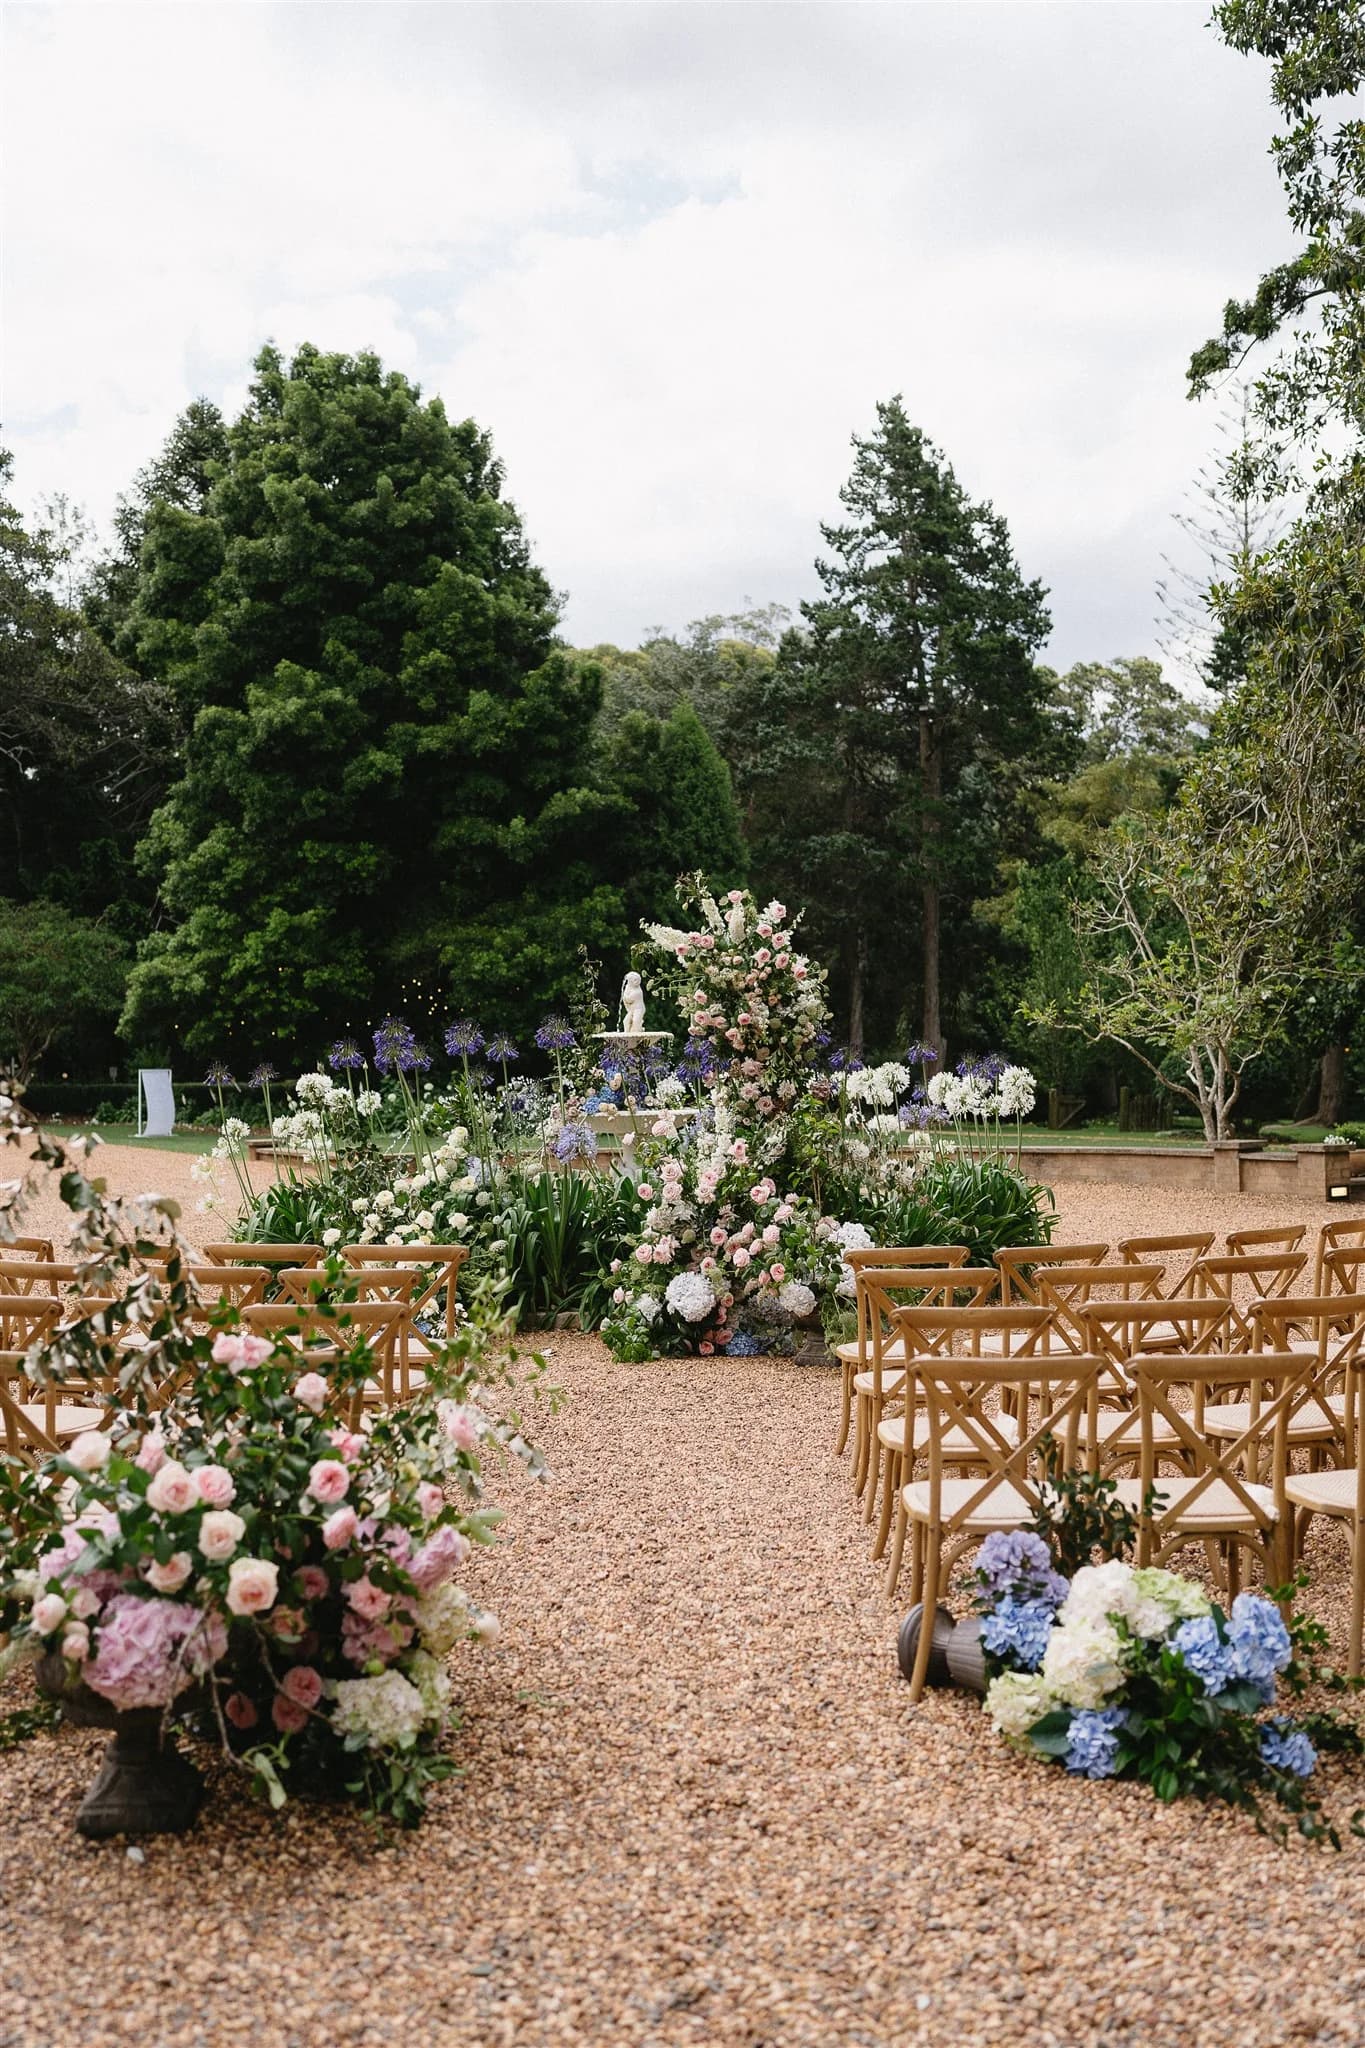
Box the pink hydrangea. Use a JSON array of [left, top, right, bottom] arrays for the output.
[[409, 1523, 470, 1591], [83, 1595, 226, 1711], [341, 1612, 413, 1665]]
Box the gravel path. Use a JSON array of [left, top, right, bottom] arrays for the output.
[[2, 1144, 1363, 2047]]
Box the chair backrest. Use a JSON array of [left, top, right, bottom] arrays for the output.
[[890, 1302, 1058, 1361], [1033, 1264, 1164, 1352], [202, 1242, 325, 1269], [0, 1294, 61, 1349], [854, 1265, 996, 1389], [341, 1243, 470, 1329], [1313, 1219, 1365, 1294], [1116, 1231, 1217, 1297], [899, 1348, 1104, 1537], [1322, 1245, 1365, 1301], [0, 1353, 60, 1463], [0, 1236, 54, 1261], [995, 1243, 1108, 1305], [1189, 1252, 1308, 1343], [1248, 1293, 1365, 1382], [1226, 1225, 1306, 1259], [0, 1259, 81, 1298], [239, 1300, 406, 1416], [1131, 1351, 1309, 1548], [278, 1266, 418, 1307], [185, 1264, 272, 1309], [1073, 1295, 1236, 1367]]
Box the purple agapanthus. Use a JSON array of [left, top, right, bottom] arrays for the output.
[[373, 1017, 431, 1075], [485, 1033, 520, 1065], [552, 1121, 597, 1165], [204, 1061, 234, 1087], [959, 1052, 1007, 1083], [535, 1015, 576, 1052], [444, 1019, 485, 1058], [247, 1062, 278, 1088], [905, 1041, 940, 1067], [328, 1037, 365, 1073]]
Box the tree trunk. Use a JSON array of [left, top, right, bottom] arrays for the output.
[[919, 710, 943, 1060], [1314, 1043, 1348, 1127], [848, 931, 867, 1058]]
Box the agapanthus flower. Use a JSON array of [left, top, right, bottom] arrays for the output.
[[247, 1063, 278, 1088], [485, 1034, 519, 1064], [373, 1018, 431, 1075], [905, 1041, 940, 1067], [552, 1121, 597, 1166], [535, 1015, 576, 1052], [444, 1019, 485, 1058], [204, 1061, 234, 1087], [328, 1037, 365, 1073]]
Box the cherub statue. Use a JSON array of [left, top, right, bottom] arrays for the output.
[[620, 970, 647, 1037]]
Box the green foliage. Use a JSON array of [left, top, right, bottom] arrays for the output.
[[119, 343, 629, 1062], [1028, 1446, 1142, 1578], [493, 1170, 635, 1324], [873, 1154, 1056, 1270], [599, 701, 746, 935], [0, 897, 130, 1084]]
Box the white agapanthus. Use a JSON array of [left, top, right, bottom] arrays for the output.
[[665, 1271, 716, 1323], [777, 1280, 817, 1319], [294, 1071, 332, 1104], [865, 1114, 903, 1138], [996, 1065, 1038, 1118], [1039, 1616, 1127, 1710], [356, 1089, 383, 1116], [844, 1062, 909, 1109], [331, 1670, 429, 1748], [653, 1075, 686, 1104]]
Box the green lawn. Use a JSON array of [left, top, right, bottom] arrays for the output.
[[43, 1123, 220, 1155]]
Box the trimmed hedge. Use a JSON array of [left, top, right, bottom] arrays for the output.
[[23, 1080, 254, 1122]]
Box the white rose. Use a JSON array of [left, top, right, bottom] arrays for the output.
[[198, 1508, 246, 1561], [322, 1227, 342, 1247], [67, 1430, 110, 1473]]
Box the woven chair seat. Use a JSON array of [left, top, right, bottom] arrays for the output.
[[1284, 1468, 1360, 1515], [900, 1476, 1036, 1530], [20, 1402, 105, 1440], [1201, 1394, 1344, 1443], [1110, 1475, 1278, 1528], [877, 1410, 1021, 1457]]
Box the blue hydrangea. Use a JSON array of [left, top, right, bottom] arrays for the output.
[[980, 1595, 1056, 1672], [976, 1531, 1069, 1610], [1226, 1593, 1292, 1702], [1173, 1614, 1237, 1695], [1063, 1707, 1127, 1778], [1258, 1720, 1316, 1778], [723, 1331, 768, 1356]]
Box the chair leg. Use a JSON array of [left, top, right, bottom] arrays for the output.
[[873, 1449, 898, 1560], [1351, 1521, 1365, 1682], [853, 1396, 868, 1495], [907, 1531, 940, 1702], [835, 1362, 852, 1455], [885, 1492, 910, 1602], [1225, 1539, 1241, 1601], [863, 1435, 884, 1526]]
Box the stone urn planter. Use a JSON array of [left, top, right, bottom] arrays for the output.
[[35, 1654, 205, 1838], [896, 1603, 989, 1695]]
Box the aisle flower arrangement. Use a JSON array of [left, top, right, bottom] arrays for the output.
[[973, 1533, 1362, 1842]]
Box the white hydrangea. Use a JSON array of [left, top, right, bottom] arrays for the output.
[[413, 1581, 470, 1657], [835, 1221, 874, 1253], [408, 1649, 453, 1720], [1060, 1560, 1211, 1642], [777, 1280, 817, 1319], [665, 1271, 716, 1323], [331, 1670, 428, 1748], [984, 1669, 1055, 1741], [635, 1293, 661, 1324], [1039, 1616, 1126, 1710]]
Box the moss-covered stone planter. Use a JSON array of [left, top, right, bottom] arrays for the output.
[[35, 1654, 205, 1838], [896, 1604, 989, 1695]]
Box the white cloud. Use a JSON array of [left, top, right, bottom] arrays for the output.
[[4, 1, 1293, 673]]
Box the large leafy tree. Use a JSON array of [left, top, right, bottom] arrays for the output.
[[0, 897, 129, 1086], [740, 399, 1050, 1054], [0, 457, 178, 934], [122, 344, 624, 1061], [598, 701, 746, 938]]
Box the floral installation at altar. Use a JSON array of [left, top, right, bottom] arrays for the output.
[[972, 1531, 1365, 1844], [0, 1106, 551, 1827]]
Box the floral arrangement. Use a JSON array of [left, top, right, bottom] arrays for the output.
[[0, 1110, 550, 1827], [972, 1533, 1362, 1842]]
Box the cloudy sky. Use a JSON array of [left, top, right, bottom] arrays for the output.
[[4, 2, 1290, 671]]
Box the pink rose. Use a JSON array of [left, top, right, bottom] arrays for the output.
[[224, 1691, 258, 1730], [346, 1577, 391, 1622], [32, 1593, 67, 1635], [61, 1621, 91, 1662], [69, 1585, 100, 1620], [67, 1430, 110, 1473], [699, 1342, 715, 1355], [272, 1695, 309, 1734], [194, 1463, 236, 1508], [438, 1404, 478, 1453], [774, 1204, 793, 1224], [322, 1506, 358, 1551], [147, 1460, 198, 1515], [197, 1509, 245, 1562], [710, 1227, 727, 1247], [329, 1430, 365, 1463], [732, 1247, 751, 1270], [295, 1564, 330, 1601], [748, 1184, 768, 1204], [306, 1460, 350, 1505], [281, 1664, 323, 1709], [636, 1184, 654, 1202], [268, 1606, 305, 1639], [135, 1429, 167, 1476], [635, 1245, 653, 1265], [763, 1225, 781, 1247], [729, 1140, 749, 1163], [293, 1372, 329, 1414], [226, 1558, 280, 1617], [770, 1263, 787, 1283], [239, 1333, 274, 1367], [417, 1481, 444, 1520], [211, 1332, 245, 1368]]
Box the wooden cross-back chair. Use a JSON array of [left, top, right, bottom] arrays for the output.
[[1196, 1296, 1365, 1469], [239, 1300, 406, 1419], [995, 1242, 1108, 1306], [0, 1349, 106, 1447], [849, 1263, 997, 1506], [342, 1243, 469, 1339], [1189, 1251, 1310, 1348], [833, 1246, 970, 1460], [890, 1350, 1104, 1691], [0, 1259, 81, 1300], [0, 1236, 54, 1262], [1111, 1352, 1306, 1595], [0, 1293, 60, 1352], [1116, 1232, 1217, 1299], [279, 1266, 429, 1402], [202, 1242, 325, 1273], [1073, 1295, 1238, 1371], [1314, 1219, 1365, 1295], [869, 1302, 1059, 1564], [1282, 1351, 1365, 1673], [0, 1357, 62, 1465], [1226, 1225, 1307, 1259], [1322, 1245, 1365, 1303], [1032, 1264, 1165, 1362]]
